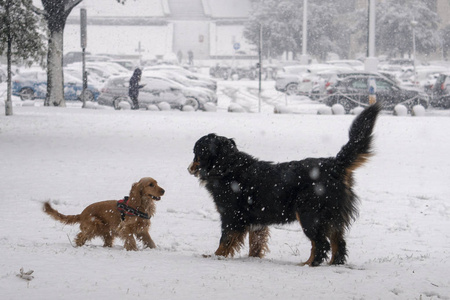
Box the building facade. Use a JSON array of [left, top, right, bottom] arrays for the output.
[[64, 0, 256, 61], [63, 0, 450, 62]]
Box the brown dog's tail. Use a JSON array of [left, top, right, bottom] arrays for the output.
[[43, 202, 81, 225], [336, 102, 381, 173]]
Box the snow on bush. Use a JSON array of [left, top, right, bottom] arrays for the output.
[[411, 105, 425, 117], [287, 95, 308, 102], [228, 103, 245, 113], [331, 104, 345, 115], [118, 101, 131, 110], [157, 102, 171, 111], [203, 102, 217, 112], [317, 106, 332, 115], [182, 105, 195, 112], [22, 100, 35, 107], [274, 105, 292, 114], [83, 101, 106, 109], [394, 104, 408, 116], [147, 104, 159, 111], [352, 107, 364, 115]]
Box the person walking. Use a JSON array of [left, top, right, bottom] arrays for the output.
[[129, 68, 144, 110], [188, 50, 194, 65]]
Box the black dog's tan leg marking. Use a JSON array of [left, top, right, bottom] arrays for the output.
[[296, 212, 315, 266], [329, 230, 347, 265], [300, 241, 316, 266], [215, 231, 247, 257], [249, 226, 270, 258], [295, 212, 317, 266]]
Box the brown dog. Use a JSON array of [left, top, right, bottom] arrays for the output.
[[43, 177, 165, 251]]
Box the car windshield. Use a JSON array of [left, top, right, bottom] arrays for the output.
[[374, 79, 393, 91], [110, 77, 128, 87], [142, 77, 178, 90], [349, 78, 367, 90]]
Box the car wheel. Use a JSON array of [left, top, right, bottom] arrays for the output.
[[324, 95, 337, 106], [419, 99, 429, 109], [19, 87, 35, 100], [222, 71, 229, 80], [285, 83, 298, 96], [113, 97, 131, 110], [184, 97, 199, 111], [338, 97, 353, 114], [79, 90, 94, 102]]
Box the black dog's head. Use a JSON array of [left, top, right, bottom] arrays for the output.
[[188, 133, 237, 179]]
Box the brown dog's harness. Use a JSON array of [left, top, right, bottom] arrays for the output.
[[117, 197, 150, 221]]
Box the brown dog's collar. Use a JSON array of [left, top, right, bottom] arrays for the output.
[[117, 197, 150, 221]]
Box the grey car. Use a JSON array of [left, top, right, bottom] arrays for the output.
[[98, 75, 188, 110]]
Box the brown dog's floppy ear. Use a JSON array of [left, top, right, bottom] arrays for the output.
[[128, 181, 142, 208]]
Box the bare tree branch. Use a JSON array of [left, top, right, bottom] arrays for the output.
[[64, 0, 83, 13], [30, 5, 46, 17]]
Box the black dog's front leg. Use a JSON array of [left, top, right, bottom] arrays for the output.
[[214, 228, 247, 258]]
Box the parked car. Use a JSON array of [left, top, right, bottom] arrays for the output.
[[110, 59, 139, 71], [66, 62, 130, 83], [12, 69, 100, 101], [310, 70, 343, 100], [154, 69, 217, 92], [430, 72, 450, 108], [209, 63, 230, 80], [97, 74, 212, 111], [64, 66, 104, 89], [398, 66, 448, 93], [275, 64, 351, 96], [144, 65, 217, 90], [309, 69, 374, 100], [142, 71, 217, 109], [0, 65, 8, 83], [325, 74, 429, 113], [63, 51, 91, 66], [209, 62, 277, 81], [275, 65, 311, 95], [326, 60, 364, 71]]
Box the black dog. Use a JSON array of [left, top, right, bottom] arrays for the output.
[[188, 103, 381, 266]]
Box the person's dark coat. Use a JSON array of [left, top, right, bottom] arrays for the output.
[[129, 68, 143, 99]]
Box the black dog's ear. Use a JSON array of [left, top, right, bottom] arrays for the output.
[[214, 136, 238, 157], [193, 134, 239, 178], [229, 138, 236, 149]]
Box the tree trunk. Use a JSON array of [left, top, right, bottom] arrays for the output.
[[5, 35, 13, 116], [5, 0, 13, 116], [45, 29, 65, 107]]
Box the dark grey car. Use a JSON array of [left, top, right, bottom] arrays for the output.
[[325, 75, 429, 113], [431, 72, 450, 109]]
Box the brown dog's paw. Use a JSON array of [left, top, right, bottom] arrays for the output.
[[123, 241, 138, 251], [143, 243, 156, 249], [202, 254, 227, 260]]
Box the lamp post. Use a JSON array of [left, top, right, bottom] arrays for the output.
[[258, 23, 262, 113], [300, 0, 308, 65], [365, 0, 378, 72], [411, 20, 418, 86], [366, 0, 377, 104], [80, 8, 87, 108]]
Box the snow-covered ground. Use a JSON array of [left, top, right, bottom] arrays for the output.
[[1, 80, 450, 299]]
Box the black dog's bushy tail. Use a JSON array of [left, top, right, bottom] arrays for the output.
[[336, 102, 381, 173]]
